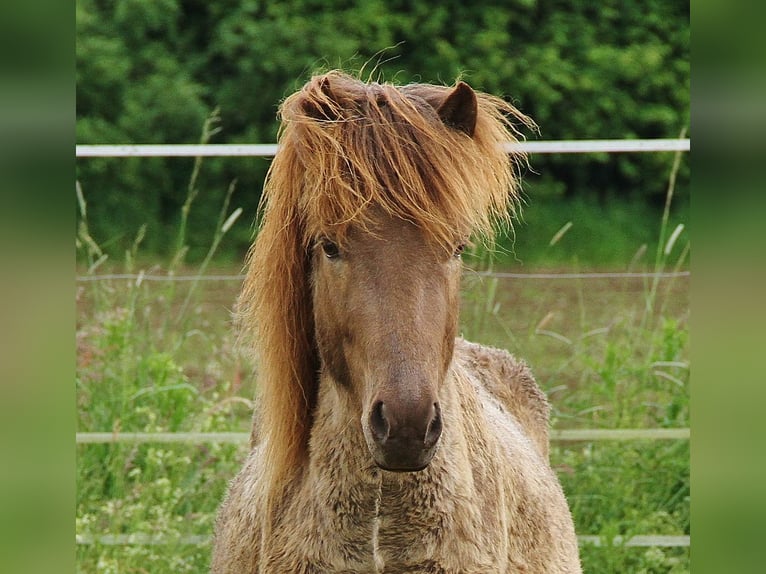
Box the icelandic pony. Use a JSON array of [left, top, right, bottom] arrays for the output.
[[212, 71, 581, 573]]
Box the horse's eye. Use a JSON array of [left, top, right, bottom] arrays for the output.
[[320, 239, 340, 259], [453, 243, 466, 258]]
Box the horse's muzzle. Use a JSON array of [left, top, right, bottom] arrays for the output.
[[365, 400, 443, 472]]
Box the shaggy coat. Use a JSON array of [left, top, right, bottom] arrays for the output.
[[212, 71, 581, 573]]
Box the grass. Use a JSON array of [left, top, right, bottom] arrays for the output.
[[494, 194, 689, 270], [75, 154, 689, 571]]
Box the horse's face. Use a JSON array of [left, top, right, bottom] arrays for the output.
[[312, 213, 463, 471]]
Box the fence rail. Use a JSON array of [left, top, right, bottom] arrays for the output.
[[75, 533, 689, 548], [75, 270, 691, 283], [75, 428, 689, 445], [75, 138, 690, 158]]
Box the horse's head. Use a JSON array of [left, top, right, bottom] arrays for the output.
[[240, 71, 531, 484], [312, 212, 464, 471]]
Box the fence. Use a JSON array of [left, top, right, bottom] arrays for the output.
[[75, 270, 690, 283], [75, 428, 689, 444], [76, 533, 689, 548], [75, 138, 689, 158], [75, 533, 689, 549], [76, 138, 690, 550]]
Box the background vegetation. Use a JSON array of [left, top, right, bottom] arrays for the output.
[[76, 0, 689, 265]]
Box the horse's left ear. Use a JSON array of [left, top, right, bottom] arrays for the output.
[[437, 82, 477, 137], [302, 76, 338, 121]]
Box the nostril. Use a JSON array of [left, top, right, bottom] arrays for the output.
[[369, 400, 390, 444], [424, 402, 442, 448]]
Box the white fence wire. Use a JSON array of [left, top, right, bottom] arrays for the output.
[[75, 271, 690, 283], [75, 533, 690, 548], [75, 428, 689, 445], [76, 138, 689, 158]]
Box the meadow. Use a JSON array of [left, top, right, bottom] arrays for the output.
[[75, 171, 689, 572]]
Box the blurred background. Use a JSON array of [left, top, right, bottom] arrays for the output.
[[75, 0, 689, 267]]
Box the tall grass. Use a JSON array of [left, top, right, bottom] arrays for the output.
[[76, 134, 254, 571], [76, 158, 689, 572]]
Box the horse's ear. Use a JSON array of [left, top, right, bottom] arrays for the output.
[[302, 76, 338, 121], [437, 81, 477, 137]]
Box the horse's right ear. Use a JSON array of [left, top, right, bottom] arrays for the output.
[[302, 76, 338, 121]]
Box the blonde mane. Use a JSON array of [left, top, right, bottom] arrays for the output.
[[237, 70, 532, 499]]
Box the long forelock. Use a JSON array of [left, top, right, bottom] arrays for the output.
[[271, 72, 530, 250]]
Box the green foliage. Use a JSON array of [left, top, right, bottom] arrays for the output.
[[76, 0, 689, 261]]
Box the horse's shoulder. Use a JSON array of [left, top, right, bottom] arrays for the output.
[[455, 338, 551, 458]]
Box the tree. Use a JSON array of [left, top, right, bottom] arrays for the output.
[[76, 0, 689, 259]]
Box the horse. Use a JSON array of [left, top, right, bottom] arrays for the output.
[[212, 71, 581, 573]]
